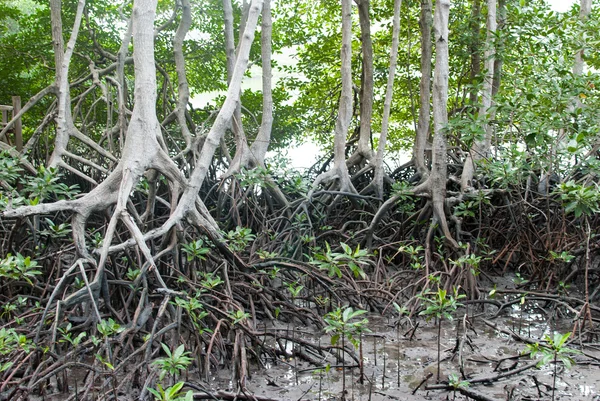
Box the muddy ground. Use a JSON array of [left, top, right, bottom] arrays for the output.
[[201, 302, 600, 401]]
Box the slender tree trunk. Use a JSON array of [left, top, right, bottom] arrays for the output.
[[461, 0, 496, 192], [173, 0, 193, 150], [492, 0, 505, 98], [469, 0, 481, 106], [248, 0, 273, 164], [173, 0, 264, 216], [571, 0, 591, 111], [223, 0, 251, 175], [347, 0, 375, 167], [372, 0, 403, 198], [573, 0, 591, 77], [429, 0, 456, 247], [412, 0, 433, 178], [308, 0, 356, 197], [48, 0, 86, 169]]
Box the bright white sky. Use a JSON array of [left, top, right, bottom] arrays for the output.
[[548, 0, 577, 12]]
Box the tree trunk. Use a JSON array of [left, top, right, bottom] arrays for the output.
[[347, 0, 375, 168], [248, 0, 273, 164], [429, 0, 456, 247], [48, 0, 86, 170], [173, 0, 193, 150], [461, 0, 496, 192], [570, 0, 591, 111], [412, 0, 433, 178], [372, 0, 403, 198], [412, 0, 457, 248], [308, 0, 356, 197], [469, 0, 481, 106]]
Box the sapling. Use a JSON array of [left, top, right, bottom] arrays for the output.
[[525, 332, 580, 401], [324, 306, 370, 390], [418, 287, 465, 383]]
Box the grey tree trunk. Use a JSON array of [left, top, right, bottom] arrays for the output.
[[249, 0, 273, 164], [412, 0, 433, 178], [347, 0, 375, 167], [412, 0, 457, 248], [308, 0, 356, 197], [372, 0, 403, 198], [173, 0, 193, 151], [461, 0, 496, 192]]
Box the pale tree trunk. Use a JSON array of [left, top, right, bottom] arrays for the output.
[[248, 0, 273, 164], [570, 0, 591, 112], [412, 0, 457, 248], [412, 0, 433, 178], [6, 0, 265, 253], [573, 0, 591, 77], [308, 0, 356, 197], [461, 0, 496, 192], [48, 0, 85, 169], [492, 0, 505, 99], [173, 0, 193, 151], [429, 0, 456, 247], [172, 0, 264, 219], [469, 0, 481, 106], [48, 0, 117, 183], [372, 0, 403, 198], [225, 0, 253, 176], [346, 0, 375, 168]]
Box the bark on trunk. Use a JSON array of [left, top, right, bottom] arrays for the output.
[[248, 0, 273, 164], [412, 0, 433, 178], [469, 0, 481, 106], [173, 0, 193, 150], [308, 0, 356, 197], [372, 0, 403, 198], [347, 0, 375, 167], [48, 0, 86, 169], [461, 0, 496, 192], [429, 0, 456, 247]]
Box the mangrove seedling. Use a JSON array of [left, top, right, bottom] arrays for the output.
[[525, 332, 581, 401], [418, 287, 465, 383]]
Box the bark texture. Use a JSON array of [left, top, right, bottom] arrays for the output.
[[461, 0, 497, 192], [412, 0, 433, 178], [372, 0, 403, 198]]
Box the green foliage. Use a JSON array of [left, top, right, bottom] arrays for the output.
[[418, 287, 465, 322], [97, 318, 123, 338], [448, 372, 469, 390], [181, 239, 210, 262], [323, 306, 370, 349], [228, 309, 250, 326], [0, 151, 23, 184], [449, 253, 483, 276], [199, 272, 223, 289], [235, 166, 271, 188], [548, 250, 575, 263], [39, 218, 71, 239], [286, 281, 304, 299], [152, 344, 193, 382], [0, 253, 41, 284], [148, 382, 193, 401], [58, 323, 86, 348], [224, 227, 256, 253], [0, 327, 32, 355], [310, 242, 372, 279], [391, 182, 416, 213], [557, 181, 600, 218], [23, 166, 79, 203], [526, 332, 580, 369], [397, 244, 425, 270], [173, 295, 209, 333]]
